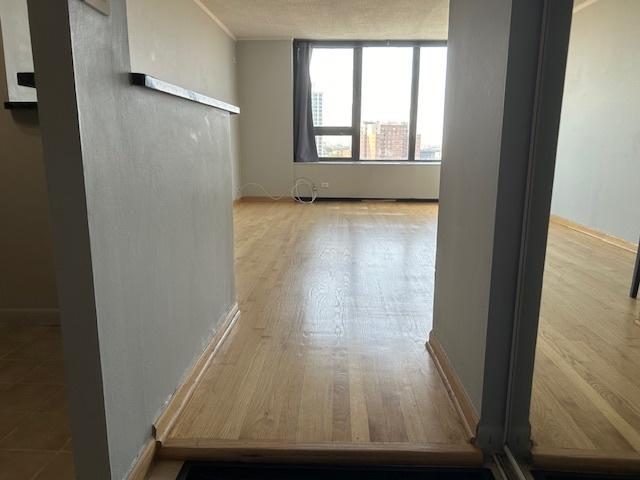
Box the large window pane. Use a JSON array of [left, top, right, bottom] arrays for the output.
[[416, 47, 447, 161], [316, 135, 352, 159], [310, 48, 353, 127], [360, 47, 413, 160]]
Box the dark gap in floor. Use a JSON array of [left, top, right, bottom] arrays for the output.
[[532, 471, 640, 480], [177, 463, 494, 480]]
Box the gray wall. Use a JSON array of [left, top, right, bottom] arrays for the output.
[[432, 0, 512, 414], [433, 0, 571, 451], [551, 0, 640, 243], [0, 0, 36, 101], [127, 0, 241, 199], [28, 0, 236, 478], [237, 40, 294, 197], [0, 1, 58, 322], [237, 39, 441, 200]]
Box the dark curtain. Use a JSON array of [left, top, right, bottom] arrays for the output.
[[293, 41, 319, 162]]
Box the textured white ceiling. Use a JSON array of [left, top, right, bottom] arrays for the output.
[[201, 0, 449, 40]]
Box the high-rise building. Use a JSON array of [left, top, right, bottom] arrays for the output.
[[312, 92, 324, 156], [360, 121, 409, 160], [311, 92, 323, 125], [377, 122, 408, 159], [360, 122, 377, 159]]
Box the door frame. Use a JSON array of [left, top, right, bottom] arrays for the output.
[[502, 0, 573, 463]]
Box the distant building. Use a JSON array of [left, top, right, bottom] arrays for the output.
[[360, 121, 409, 160], [312, 92, 323, 126], [360, 122, 378, 159], [312, 92, 324, 156], [418, 145, 442, 161]]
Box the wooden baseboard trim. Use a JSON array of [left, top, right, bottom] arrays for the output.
[[127, 438, 157, 480], [153, 303, 240, 442], [550, 215, 638, 254], [0, 308, 60, 325], [426, 331, 479, 442], [158, 439, 483, 466], [532, 446, 640, 474]]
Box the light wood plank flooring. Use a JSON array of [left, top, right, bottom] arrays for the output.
[[164, 201, 640, 467], [531, 221, 640, 465], [164, 201, 479, 463]]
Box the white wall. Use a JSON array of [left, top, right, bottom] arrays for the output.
[[237, 39, 441, 200], [127, 0, 241, 199], [551, 0, 640, 243], [294, 162, 440, 198]]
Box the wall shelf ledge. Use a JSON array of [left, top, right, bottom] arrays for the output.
[[130, 73, 240, 114]]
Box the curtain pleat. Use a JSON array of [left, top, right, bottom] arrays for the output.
[[293, 42, 319, 163]]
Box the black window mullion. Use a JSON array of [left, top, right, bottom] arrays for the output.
[[314, 126, 353, 136], [408, 46, 421, 162], [352, 46, 363, 161]]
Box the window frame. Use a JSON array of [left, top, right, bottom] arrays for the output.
[[296, 39, 447, 163]]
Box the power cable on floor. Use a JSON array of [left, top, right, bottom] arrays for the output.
[[239, 178, 318, 204]]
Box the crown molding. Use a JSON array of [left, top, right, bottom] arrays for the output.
[[574, 0, 600, 14], [193, 0, 236, 41]]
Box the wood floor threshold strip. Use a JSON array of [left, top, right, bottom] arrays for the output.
[[426, 332, 479, 442], [153, 303, 240, 442], [532, 446, 640, 474], [158, 439, 483, 466], [147, 460, 185, 480], [550, 215, 638, 254], [127, 437, 157, 480]]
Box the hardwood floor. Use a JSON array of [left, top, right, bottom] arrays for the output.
[[163, 201, 480, 464], [164, 201, 640, 468], [531, 220, 640, 466]]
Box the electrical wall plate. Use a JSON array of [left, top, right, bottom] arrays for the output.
[[84, 0, 110, 15]]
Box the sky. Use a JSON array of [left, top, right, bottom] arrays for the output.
[[309, 46, 447, 148]]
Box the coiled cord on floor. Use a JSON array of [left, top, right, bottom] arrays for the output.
[[239, 178, 318, 204]]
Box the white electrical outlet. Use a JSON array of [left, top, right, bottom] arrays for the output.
[[321, 182, 330, 188]]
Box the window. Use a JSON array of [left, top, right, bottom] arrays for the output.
[[315, 135, 352, 158], [310, 48, 353, 128], [416, 47, 447, 161], [360, 47, 413, 160], [297, 40, 447, 162]]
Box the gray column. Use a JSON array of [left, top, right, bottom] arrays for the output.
[[27, 0, 237, 477], [432, 0, 572, 454]]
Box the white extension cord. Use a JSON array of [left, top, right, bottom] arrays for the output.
[[239, 178, 318, 204]]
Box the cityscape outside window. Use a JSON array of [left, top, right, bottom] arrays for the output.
[[308, 42, 447, 161], [416, 46, 447, 161], [360, 47, 413, 160]]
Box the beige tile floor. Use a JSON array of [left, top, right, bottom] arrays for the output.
[[0, 321, 74, 479]]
